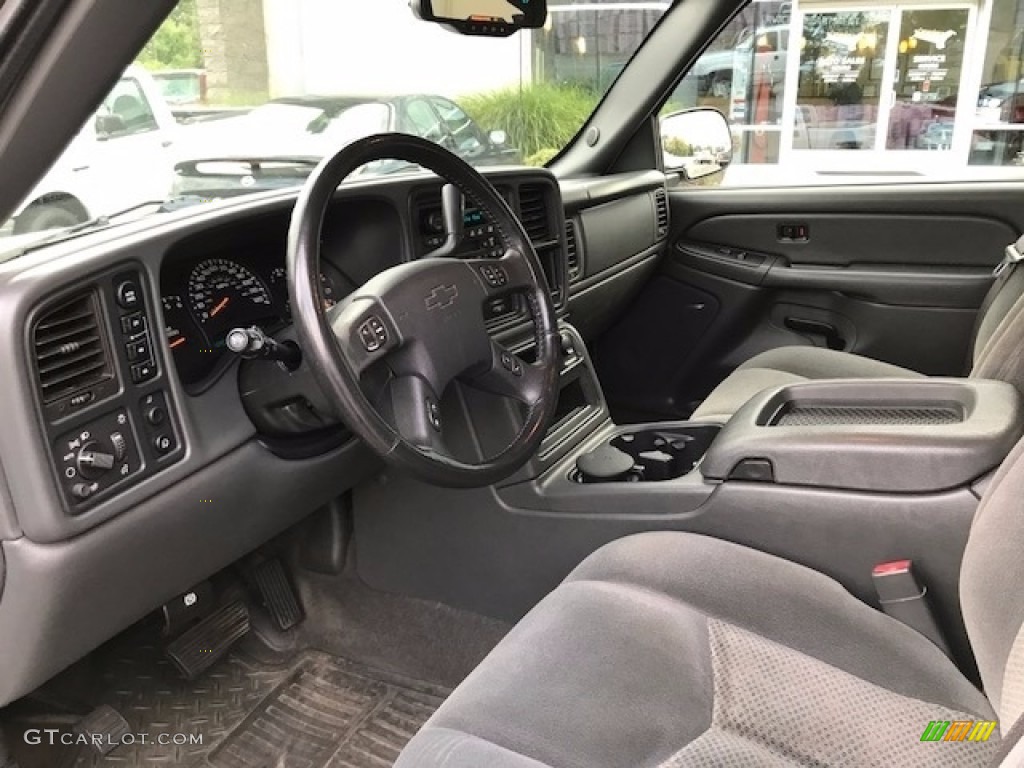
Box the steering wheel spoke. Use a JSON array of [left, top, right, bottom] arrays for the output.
[[326, 298, 401, 376], [387, 374, 447, 454], [469, 340, 547, 406]]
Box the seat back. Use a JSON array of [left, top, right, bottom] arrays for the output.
[[961, 434, 1024, 733], [970, 256, 1024, 392]]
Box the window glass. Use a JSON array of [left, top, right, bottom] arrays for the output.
[[666, 0, 1024, 186], [100, 78, 159, 136], [404, 100, 447, 143]]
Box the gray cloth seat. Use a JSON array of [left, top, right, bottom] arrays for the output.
[[397, 434, 1024, 767], [692, 265, 1024, 422]]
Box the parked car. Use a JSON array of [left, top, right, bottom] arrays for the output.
[[10, 66, 180, 233], [691, 24, 789, 97], [172, 94, 521, 198]]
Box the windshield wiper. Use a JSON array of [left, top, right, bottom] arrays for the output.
[[6, 196, 209, 259]]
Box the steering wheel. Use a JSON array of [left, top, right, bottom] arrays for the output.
[[287, 134, 561, 488]]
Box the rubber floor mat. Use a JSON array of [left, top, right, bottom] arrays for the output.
[[5, 628, 450, 768]]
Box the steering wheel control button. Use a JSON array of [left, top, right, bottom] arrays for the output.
[[479, 264, 508, 288], [121, 312, 146, 335], [131, 361, 157, 384], [358, 316, 388, 352], [116, 280, 141, 309], [153, 434, 175, 455], [500, 351, 523, 377], [426, 398, 442, 432]]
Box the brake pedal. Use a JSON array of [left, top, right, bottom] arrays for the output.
[[250, 558, 304, 631], [74, 705, 131, 756], [165, 599, 249, 679]]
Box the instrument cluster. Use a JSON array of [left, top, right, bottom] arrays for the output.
[[160, 251, 349, 391]]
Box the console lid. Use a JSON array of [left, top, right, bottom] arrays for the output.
[[701, 378, 1023, 493]]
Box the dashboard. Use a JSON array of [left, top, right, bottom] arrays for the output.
[[159, 182, 566, 393], [0, 163, 669, 713]]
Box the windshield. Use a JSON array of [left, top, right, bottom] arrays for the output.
[[3, 0, 669, 241]]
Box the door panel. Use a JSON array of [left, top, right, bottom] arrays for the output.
[[592, 183, 1023, 421]]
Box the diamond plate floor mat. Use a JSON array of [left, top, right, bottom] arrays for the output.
[[4, 628, 450, 768]]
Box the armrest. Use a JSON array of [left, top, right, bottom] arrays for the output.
[[701, 379, 1023, 493]]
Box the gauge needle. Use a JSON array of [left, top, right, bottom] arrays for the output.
[[170, 337, 186, 349], [210, 297, 230, 317]]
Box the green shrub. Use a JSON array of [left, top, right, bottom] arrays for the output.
[[525, 148, 560, 167], [461, 83, 598, 161]]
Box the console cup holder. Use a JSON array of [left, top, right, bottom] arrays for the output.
[[573, 425, 721, 483]]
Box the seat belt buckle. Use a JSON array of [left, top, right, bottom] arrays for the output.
[[995, 238, 1024, 277], [872, 560, 951, 657]]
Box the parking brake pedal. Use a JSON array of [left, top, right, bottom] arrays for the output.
[[165, 599, 249, 679], [250, 558, 304, 631]]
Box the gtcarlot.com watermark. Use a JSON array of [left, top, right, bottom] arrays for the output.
[[24, 728, 203, 748]]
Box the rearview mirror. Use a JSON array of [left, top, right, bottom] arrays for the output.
[[489, 129, 508, 146], [660, 108, 733, 181], [411, 0, 547, 36]]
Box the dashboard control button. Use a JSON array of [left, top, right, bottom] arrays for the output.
[[131, 361, 156, 384], [116, 280, 141, 309], [70, 391, 95, 409], [72, 483, 95, 500], [126, 334, 151, 362], [154, 434, 174, 455], [145, 405, 166, 426], [110, 432, 128, 461], [121, 312, 146, 335]]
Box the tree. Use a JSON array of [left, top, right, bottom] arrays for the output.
[[137, 0, 202, 70]]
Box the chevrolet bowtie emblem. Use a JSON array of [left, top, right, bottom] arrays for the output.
[[425, 284, 458, 310]]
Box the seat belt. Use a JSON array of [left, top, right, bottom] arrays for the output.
[[989, 713, 1024, 767], [968, 234, 1024, 371], [871, 560, 951, 657], [980, 235, 1024, 321]]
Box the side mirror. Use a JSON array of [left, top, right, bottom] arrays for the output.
[[489, 129, 508, 146], [95, 113, 126, 139], [660, 108, 733, 180], [410, 0, 546, 36]]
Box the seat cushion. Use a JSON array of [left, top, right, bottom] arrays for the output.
[[397, 532, 997, 768], [690, 346, 923, 422]]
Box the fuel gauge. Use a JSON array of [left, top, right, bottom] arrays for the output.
[[162, 294, 217, 386]]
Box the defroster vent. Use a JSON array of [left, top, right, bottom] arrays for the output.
[[34, 292, 113, 404], [518, 185, 550, 243]]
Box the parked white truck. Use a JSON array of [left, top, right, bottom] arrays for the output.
[[11, 66, 181, 233]]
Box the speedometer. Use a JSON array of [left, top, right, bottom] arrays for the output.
[[188, 258, 272, 322], [187, 258, 277, 345]]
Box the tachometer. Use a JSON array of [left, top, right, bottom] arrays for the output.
[[188, 258, 273, 322]]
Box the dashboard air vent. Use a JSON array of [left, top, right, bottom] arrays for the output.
[[565, 220, 582, 282], [33, 293, 112, 403], [518, 185, 550, 243], [654, 188, 669, 239]]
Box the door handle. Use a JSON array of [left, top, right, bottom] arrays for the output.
[[784, 317, 845, 350], [161, 140, 174, 148]]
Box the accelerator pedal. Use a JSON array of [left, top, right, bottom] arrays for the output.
[[250, 557, 304, 631], [165, 599, 249, 680]]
